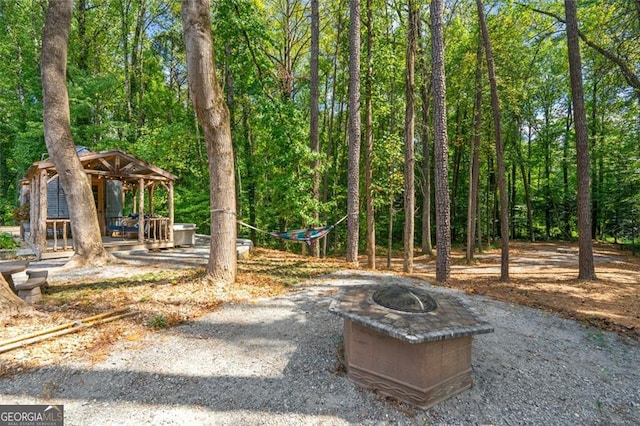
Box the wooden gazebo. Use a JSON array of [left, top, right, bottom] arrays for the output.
[[20, 149, 177, 255]]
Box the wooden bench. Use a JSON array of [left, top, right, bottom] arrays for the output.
[[15, 270, 49, 304]]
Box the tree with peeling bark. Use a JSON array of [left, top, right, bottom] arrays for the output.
[[41, 0, 113, 268], [431, 0, 451, 283], [182, 0, 237, 285], [564, 0, 596, 280], [477, 0, 509, 281], [346, 0, 361, 266]]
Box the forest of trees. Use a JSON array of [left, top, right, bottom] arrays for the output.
[[1, 0, 639, 257]]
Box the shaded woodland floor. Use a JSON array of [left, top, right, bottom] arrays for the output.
[[399, 241, 640, 343], [1, 241, 638, 377]]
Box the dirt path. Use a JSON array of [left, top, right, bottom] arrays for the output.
[[403, 242, 640, 342]]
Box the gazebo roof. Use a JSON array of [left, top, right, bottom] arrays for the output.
[[23, 149, 177, 184]]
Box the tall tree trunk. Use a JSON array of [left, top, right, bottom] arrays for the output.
[[590, 78, 600, 239], [564, 0, 596, 280], [419, 21, 433, 256], [562, 101, 573, 239], [132, 0, 146, 124], [544, 105, 552, 239], [431, 0, 451, 282], [364, 0, 375, 269], [182, 0, 237, 285], [487, 156, 496, 242], [346, 0, 361, 265], [510, 162, 516, 239], [403, 0, 417, 273], [387, 173, 394, 270], [450, 139, 463, 240], [516, 121, 534, 242], [323, 4, 344, 209], [477, 0, 509, 281], [467, 40, 483, 261], [120, 0, 133, 122], [242, 105, 257, 243], [42, 0, 112, 268], [309, 0, 320, 257]]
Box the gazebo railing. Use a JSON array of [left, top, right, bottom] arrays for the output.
[[45, 219, 73, 251], [144, 217, 170, 242], [107, 216, 170, 243]]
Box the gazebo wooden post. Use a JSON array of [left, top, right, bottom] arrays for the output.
[[121, 184, 126, 215], [168, 182, 174, 244], [149, 183, 155, 215], [148, 182, 155, 241], [138, 178, 144, 243], [132, 186, 137, 213]]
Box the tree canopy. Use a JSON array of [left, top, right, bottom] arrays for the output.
[[1, 0, 639, 257]]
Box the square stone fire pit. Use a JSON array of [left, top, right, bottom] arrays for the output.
[[329, 283, 493, 409]]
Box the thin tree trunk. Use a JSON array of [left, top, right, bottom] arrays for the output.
[[182, 0, 237, 285], [564, 0, 596, 280], [242, 105, 256, 243], [467, 40, 483, 261], [419, 22, 433, 256], [477, 0, 509, 281], [310, 0, 320, 257], [119, 0, 133, 122], [387, 176, 394, 270], [323, 4, 344, 214], [516, 121, 534, 241], [562, 101, 572, 239], [42, 0, 112, 268], [403, 0, 417, 273], [431, 0, 451, 282], [544, 105, 552, 239], [510, 162, 516, 239], [590, 78, 600, 239], [364, 0, 375, 269], [346, 0, 361, 265], [451, 140, 463, 240]]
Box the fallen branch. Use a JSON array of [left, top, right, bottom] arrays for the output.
[[0, 308, 135, 354]]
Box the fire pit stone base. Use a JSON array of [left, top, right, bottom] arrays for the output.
[[344, 319, 473, 409], [330, 283, 493, 409]]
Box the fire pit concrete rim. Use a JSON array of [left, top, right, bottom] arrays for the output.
[[329, 283, 494, 344]]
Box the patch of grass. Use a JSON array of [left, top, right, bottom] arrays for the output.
[[595, 400, 603, 413], [146, 312, 183, 329], [589, 331, 608, 348], [147, 315, 169, 328]]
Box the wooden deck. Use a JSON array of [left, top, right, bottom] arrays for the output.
[[25, 217, 174, 259]]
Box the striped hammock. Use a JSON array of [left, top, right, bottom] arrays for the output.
[[239, 215, 347, 245], [270, 225, 334, 243]]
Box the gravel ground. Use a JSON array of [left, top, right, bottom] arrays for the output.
[[1, 270, 639, 425]]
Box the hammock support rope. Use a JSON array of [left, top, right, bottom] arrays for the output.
[[238, 215, 347, 245]]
